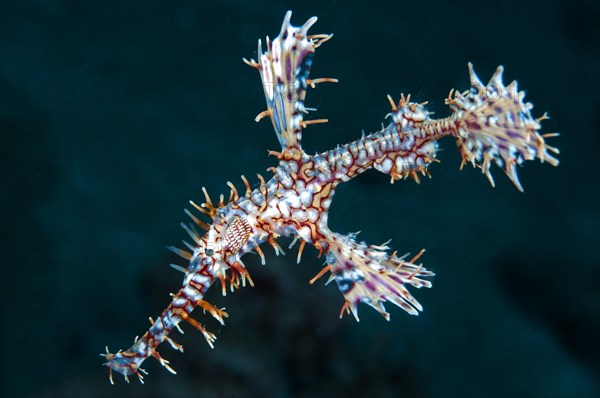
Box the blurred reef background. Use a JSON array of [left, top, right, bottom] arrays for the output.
[[1, 1, 599, 397]]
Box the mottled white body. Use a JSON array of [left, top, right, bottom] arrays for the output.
[[102, 11, 558, 384]]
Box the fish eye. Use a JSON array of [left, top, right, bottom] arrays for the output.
[[205, 248, 214, 257]]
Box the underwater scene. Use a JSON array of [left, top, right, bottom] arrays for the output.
[[1, 1, 598, 397]]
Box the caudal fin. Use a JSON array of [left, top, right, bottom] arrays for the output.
[[445, 63, 559, 191]]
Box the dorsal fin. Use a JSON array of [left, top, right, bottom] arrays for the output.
[[245, 11, 333, 150]]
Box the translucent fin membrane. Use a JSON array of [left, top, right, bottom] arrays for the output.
[[323, 232, 433, 321], [446, 63, 559, 191], [244, 10, 333, 150]]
